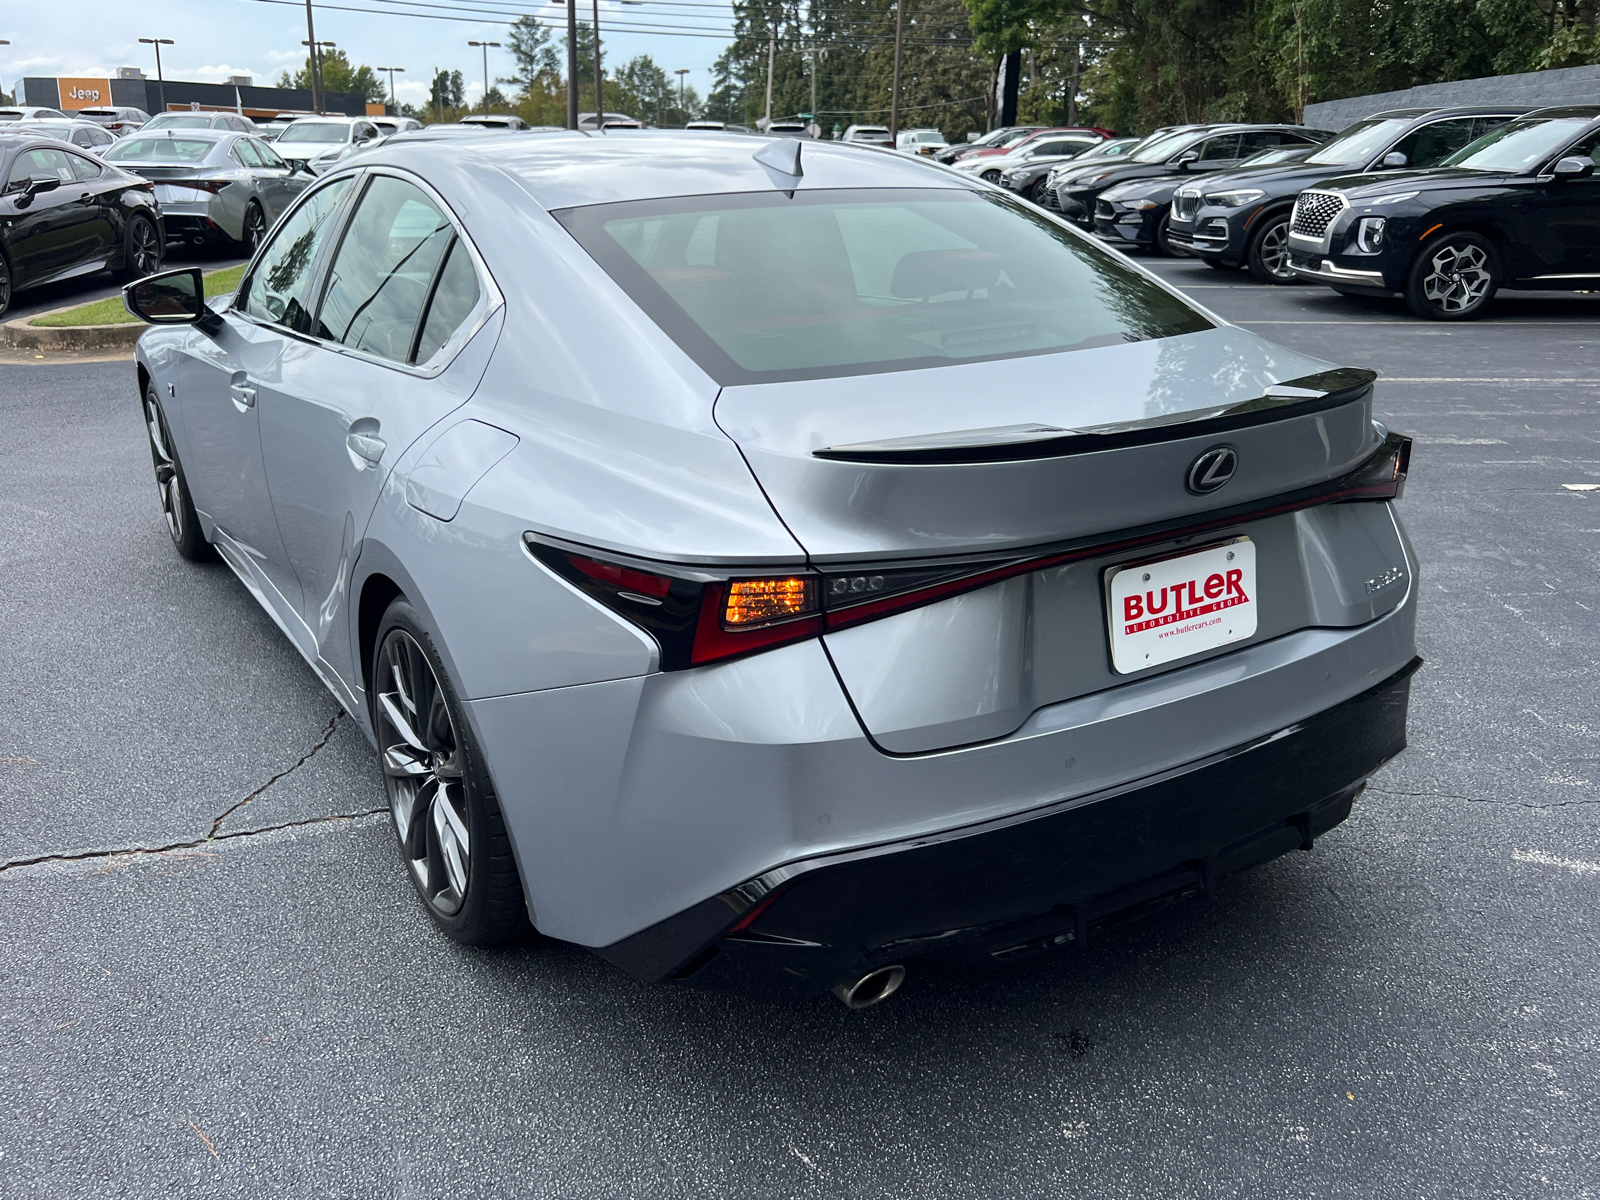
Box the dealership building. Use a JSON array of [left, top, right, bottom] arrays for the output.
[[19, 68, 384, 119]]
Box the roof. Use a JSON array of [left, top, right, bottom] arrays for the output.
[[1524, 105, 1600, 118], [369, 130, 969, 209]]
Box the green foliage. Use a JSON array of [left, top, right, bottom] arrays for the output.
[[277, 49, 387, 103]]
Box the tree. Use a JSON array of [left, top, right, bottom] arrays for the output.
[[505, 14, 563, 93], [429, 68, 465, 116], [277, 48, 387, 102]]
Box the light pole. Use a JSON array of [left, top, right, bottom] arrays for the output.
[[675, 68, 689, 120], [0, 41, 9, 107], [377, 65, 404, 110], [590, 0, 604, 126], [564, 0, 579, 129], [302, 40, 335, 112], [467, 40, 500, 115], [138, 38, 174, 114], [888, 0, 906, 142]]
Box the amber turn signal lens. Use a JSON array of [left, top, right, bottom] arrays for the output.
[[723, 577, 817, 627]]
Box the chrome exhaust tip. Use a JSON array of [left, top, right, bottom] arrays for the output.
[[830, 964, 906, 1009]]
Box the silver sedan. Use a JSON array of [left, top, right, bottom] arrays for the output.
[[121, 134, 1420, 1007], [102, 129, 310, 251]]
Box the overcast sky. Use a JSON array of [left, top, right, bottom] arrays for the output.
[[1, 0, 733, 110]]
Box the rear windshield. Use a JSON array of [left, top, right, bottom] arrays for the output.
[[556, 188, 1211, 384], [278, 124, 350, 143], [104, 136, 214, 162], [148, 115, 216, 129]]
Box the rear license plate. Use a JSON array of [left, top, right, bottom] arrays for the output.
[[1107, 538, 1256, 674]]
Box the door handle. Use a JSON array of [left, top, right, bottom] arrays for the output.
[[229, 379, 257, 412], [346, 430, 387, 469]]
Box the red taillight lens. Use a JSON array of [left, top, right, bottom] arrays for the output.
[[567, 553, 672, 599], [170, 179, 230, 193]]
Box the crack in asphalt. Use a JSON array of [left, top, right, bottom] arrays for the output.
[[0, 710, 375, 877], [209, 711, 344, 837], [1368, 785, 1600, 810]]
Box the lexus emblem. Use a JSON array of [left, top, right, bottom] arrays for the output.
[[1186, 446, 1238, 495]]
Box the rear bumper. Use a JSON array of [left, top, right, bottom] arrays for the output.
[[598, 657, 1420, 995]]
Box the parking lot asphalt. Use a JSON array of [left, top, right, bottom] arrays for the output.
[[3, 262, 1597, 1198], [5, 242, 248, 325]]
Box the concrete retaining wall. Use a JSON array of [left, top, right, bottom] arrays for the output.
[[1305, 64, 1600, 130]]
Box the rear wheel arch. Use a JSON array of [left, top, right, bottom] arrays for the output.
[[358, 570, 406, 721]]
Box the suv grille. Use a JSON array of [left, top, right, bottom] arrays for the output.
[[1172, 191, 1199, 220], [1291, 189, 1346, 239]]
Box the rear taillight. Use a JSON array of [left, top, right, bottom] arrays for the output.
[[525, 433, 1412, 670], [167, 179, 230, 193], [525, 538, 821, 669]]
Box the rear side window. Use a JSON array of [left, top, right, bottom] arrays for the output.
[[557, 188, 1211, 384], [316, 176, 454, 362], [413, 241, 482, 363], [69, 154, 104, 180], [244, 177, 353, 333]]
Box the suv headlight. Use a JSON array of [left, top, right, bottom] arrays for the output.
[[1123, 198, 1161, 210], [1356, 216, 1386, 252], [1202, 188, 1265, 207]]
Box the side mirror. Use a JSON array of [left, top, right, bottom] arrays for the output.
[[1381, 151, 1408, 168], [18, 173, 63, 204], [293, 158, 317, 175], [123, 267, 205, 325], [1174, 149, 1200, 170], [1552, 155, 1595, 179]]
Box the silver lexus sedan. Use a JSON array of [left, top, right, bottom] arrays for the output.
[[122, 133, 1419, 1007], [103, 129, 310, 251]]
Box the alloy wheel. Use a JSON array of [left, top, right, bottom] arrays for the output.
[[244, 204, 266, 253], [129, 217, 161, 276], [1259, 222, 1291, 279], [1422, 242, 1491, 313], [0, 257, 11, 318], [377, 630, 472, 916], [144, 397, 185, 546]]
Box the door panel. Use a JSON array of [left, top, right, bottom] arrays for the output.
[[2, 147, 101, 281], [256, 173, 499, 693]]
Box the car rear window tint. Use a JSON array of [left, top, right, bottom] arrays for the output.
[[413, 240, 482, 364], [105, 137, 214, 162], [557, 188, 1211, 384]]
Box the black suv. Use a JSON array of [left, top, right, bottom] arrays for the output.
[[1286, 106, 1600, 318], [1057, 124, 1332, 237], [1167, 106, 1527, 282]]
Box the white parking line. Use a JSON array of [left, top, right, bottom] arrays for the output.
[[1514, 849, 1600, 876]]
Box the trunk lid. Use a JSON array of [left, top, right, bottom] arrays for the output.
[[713, 327, 1392, 753]]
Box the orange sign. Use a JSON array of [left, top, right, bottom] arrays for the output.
[[59, 77, 112, 110]]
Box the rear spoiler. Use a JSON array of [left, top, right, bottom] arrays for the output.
[[813, 367, 1376, 464]]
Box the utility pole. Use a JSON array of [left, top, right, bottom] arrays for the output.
[[299, 0, 321, 111], [565, 0, 579, 129], [0, 41, 10, 107], [468, 40, 500, 115], [591, 0, 604, 126], [377, 66, 404, 110], [764, 26, 775, 128], [675, 67, 689, 120], [889, 0, 906, 142], [302, 40, 335, 112], [138, 38, 174, 114], [1066, 39, 1080, 127], [804, 46, 819, 134]]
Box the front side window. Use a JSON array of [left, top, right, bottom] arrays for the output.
[[1444, 116, 1596, 172], [250, 138, 286, 169], [1390, 118, 1477, 168], [317, 176, 455, 362], [5, 147, 75, 189], [243, 177, 353, 334], [557, 188, 1212, 385]]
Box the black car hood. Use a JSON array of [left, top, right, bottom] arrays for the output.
[[1184, 159, 1385, 198], [1308, 167, 1518, 198], [1064, 161, 1183, 190], [1104, 174, 1186, 202]]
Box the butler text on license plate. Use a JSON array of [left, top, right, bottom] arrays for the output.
[[1107, 539, 1256, 673]]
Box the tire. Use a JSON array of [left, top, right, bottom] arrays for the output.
[[373, 598, 529, 946], [115, 213, 163, 282], [1154, 213, 1189, 258], [1245, 214, 1296, 284], [1404, 231, 1498, 320], [1029, 179, 1050, 205], [142, 385, 211, 561], [0, 251, 11, 319], [240, 201, 267, 255], [980, 169, 1001, 183]]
